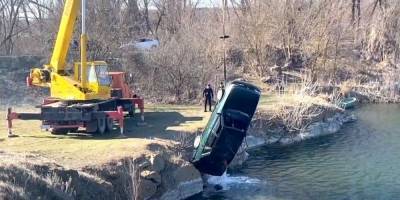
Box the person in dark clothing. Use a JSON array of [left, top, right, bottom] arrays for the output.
[[203, 84, 214, 112], [217, 82, 225, 103]]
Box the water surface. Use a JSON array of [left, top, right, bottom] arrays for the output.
[[189, 104, 400, 200]]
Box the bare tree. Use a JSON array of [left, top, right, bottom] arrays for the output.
[[2, 0, 400, 102]]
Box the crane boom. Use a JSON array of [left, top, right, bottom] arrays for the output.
[[27, 0, 111, 100], [49, 0, 80, 73]]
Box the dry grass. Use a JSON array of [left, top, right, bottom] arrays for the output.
[[270, 99, 338, 132], [258, 83, 335, 111], [255, 81, 342, 133], [339, 81, 354, 96]]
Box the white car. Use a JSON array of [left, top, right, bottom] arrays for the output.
[[120, 38, 159, 50]]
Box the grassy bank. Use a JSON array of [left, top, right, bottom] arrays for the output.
[[0, 104, 210, 168], [0, 104, 210, 199]]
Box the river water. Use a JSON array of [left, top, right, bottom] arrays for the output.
[[189, 104, 400, 200]]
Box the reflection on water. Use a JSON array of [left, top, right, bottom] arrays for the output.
[[189, 104, 400, 200]]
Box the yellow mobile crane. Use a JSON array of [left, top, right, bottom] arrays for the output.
[[7, 0, 144, 136], [30, 0, 108, 100]]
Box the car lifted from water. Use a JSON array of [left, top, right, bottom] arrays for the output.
[[191, 81, 261, 176]]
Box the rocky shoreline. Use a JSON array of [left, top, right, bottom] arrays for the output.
[[230, 108, 357, 169], [251, 111, 356, 146], [0, 150, 203, 200]]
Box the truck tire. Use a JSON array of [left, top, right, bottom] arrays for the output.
[[51, 128, 69, 135], [86, 120, 98, 133], [106, 117, 114, 132], [128, 106, 135, 117], [69, 127, 79, 133], [97, 117, 106, 134]]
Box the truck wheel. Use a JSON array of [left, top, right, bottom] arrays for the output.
[[51, 128, 69, 135], [106, 117, 114, 132], [86, 120, 98, 133], [128, 106, 135, 117], [69, 127, 79, 133], [97, 117, 106, 134]]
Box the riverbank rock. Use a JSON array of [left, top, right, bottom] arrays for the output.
[[248, 100, 358, 144], [230, 149, 249, 167], [229, 102, 358, 169], [0, 152, 114, 200], [160, 162, 202, 200], [0, 150, 204, 200], [150, 154, 165, 172], [272, 112, 355, 145], [172, 163, 201, 183], [141, 170, 162, 184], [229, 136, 265, 168], [342, 112, 357, 123], [137, 179, 158, 199]]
